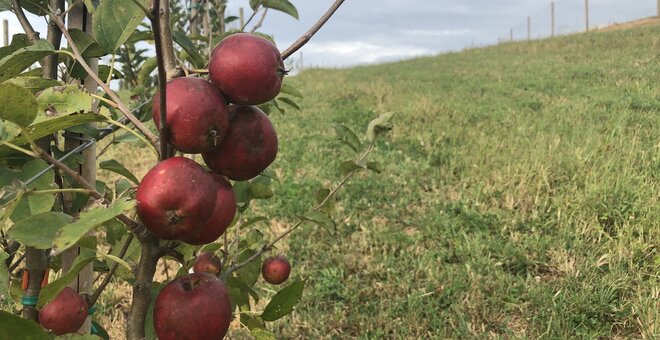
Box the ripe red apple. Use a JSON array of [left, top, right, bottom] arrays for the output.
[[202, 106, 278, 181], [182, 173, 237, 245], [152, 77, 230, 153], [193, 252, 223, 275], [154, 273, 232, 340], [209, 33, 285, 105], [136, 157, 217, 240], [262, 255, 291, 285], [39, 287, 88, 335]]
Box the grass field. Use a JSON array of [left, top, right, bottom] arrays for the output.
[[102, 23, 659, 338]]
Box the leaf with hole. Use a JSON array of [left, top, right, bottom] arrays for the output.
[[35, 85, 94, 122], [4, 76, 62, 94], [261, 279, 304, 321]]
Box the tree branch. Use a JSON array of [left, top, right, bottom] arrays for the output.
[[152, 0, 169, 159], [51, 11, 160, 146], [240, 2, 261, 31], [28, 140, 147, 239], [10, 0, 39, 42], [157, 0, 181, 80], [126, 235, 159, 340], [280, 0, 346, 60], [42, 0, 64, 79]]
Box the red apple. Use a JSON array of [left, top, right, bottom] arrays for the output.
[[154, 273, 232, 340], [262, 255, 291, 285], [209, 33, 285, 105], [182, 173, 237, 245], [152, 77, 230, 153], [202, 106, 278, 181], [136, 157, 217, 240], [39, 287, 88, 335], [193, 252, 223, 275]]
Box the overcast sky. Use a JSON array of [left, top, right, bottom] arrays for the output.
[[1, 0, 656, 68]]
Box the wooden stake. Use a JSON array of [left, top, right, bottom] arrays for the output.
[[2, 19, 8, 46], [551, 1, 555, 37]]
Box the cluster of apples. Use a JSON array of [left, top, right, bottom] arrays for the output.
[[138, 33, 286, 340]]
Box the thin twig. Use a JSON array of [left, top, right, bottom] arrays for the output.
[[250, 8, 268, 33], [87, 233, 134, 306], [26, 136, 146, 238], [11, 0, 39, 41], [51, 11, 159, 146], [240, 1, 261, 31], [152, 0, 169, 160], [281, 0, 346, 60], [223, 142, 376, 279]]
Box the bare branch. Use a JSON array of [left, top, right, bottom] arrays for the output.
[[157, 0, 182, 80], [241, 1, 262, 31], [151, 0, 169, 159], [51, 11, 160, 146], [42, 0, 65, 79], [250, 8, 268, 33], [126, 235, 159, 340], [10, 0, 40, 42], [281, 0, 346, 60]]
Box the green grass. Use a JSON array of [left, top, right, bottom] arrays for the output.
[[101, 24, 659, 339], [258, 25, 659, 338]]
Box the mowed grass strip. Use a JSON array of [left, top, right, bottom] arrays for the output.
[[101, 23, 659, 338]]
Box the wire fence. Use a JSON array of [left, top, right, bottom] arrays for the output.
[[499, 0, 659, 43]]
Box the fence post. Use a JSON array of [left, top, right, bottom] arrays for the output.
[[63, 1, 97, 334], [585, 0, 589, 32], [510, 28, 513, 42], [240, 7, 245, 28], [657, 0, 659, 17], [551, 1, 555, 37], [527, 16, 531, 40], [2, 19, 7, 46]]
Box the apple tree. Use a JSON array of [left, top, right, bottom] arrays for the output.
[[0, 0, 393, 338]]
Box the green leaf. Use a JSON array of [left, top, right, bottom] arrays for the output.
[[334, 124, 362, 153], [251, 328, 276, 340], [37, 249, 96, 308], [91, 321, 110, 340], [279, 82, 303, 98], [35, 85, 94, 122], [19, 0, 49, 16], [261, 279, 304, 321], [0, 83, 37, 127], [70, 64, 124, 82], [262, 0, 298, 19], [235, 248, 261, 287], [339, 160, 365, 176], [172, 31, 206, 69], [137, 57, 157, 87], [0, 113, 106, 157], [4, 76, 62, 94], [315, 187, 335, 214], [100, 159, 139, 184], [0, 250, 8, 299], [277, 97, 300, 111], [52, 198, 136, 254], [0, 310, 50, 339], [250, 182, 273, 199], [93, 0, 149, 53], [366, 111, 394, 142], [98, 253, 132, 272], [249, 0, 261, 10], [68, 29, 106, 58], [7, 212, 73, 249], [366, 161, 383, 174], [11, 159, 57, 221], [0, 39, 55, 83], [0, 119, 20, 142], [0, 34, 30, 60], [301, 211, 335, 234]]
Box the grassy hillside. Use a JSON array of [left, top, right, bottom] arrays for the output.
[[101, 24, 659, 338], [262, 25, 659, 338]]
